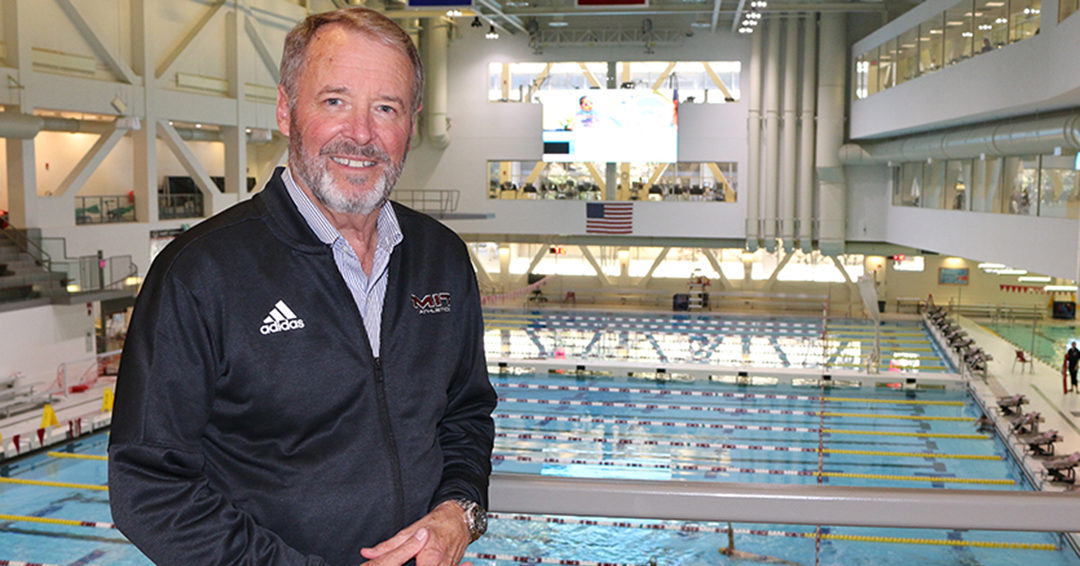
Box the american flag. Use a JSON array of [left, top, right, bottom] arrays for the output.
[[585, 202, 633, 234]]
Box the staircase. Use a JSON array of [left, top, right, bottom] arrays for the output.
[[0, 236, 67, 307]]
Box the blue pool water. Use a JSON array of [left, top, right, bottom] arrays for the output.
[[2, 369, 1077, 565], [484, 310, 955, 373]]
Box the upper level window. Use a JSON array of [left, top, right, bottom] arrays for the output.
[[489, 60, 740, 104], [853, 0, 1041, 100]]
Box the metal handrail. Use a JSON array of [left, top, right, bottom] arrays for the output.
[[393, 189, 460, 214], [0, 227, 52, 273], [489, 474, 1080, 533]]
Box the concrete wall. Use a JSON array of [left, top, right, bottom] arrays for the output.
[[0, 304, 95, 384]]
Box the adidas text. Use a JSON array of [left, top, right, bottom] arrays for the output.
[[260, 319, 305, 334]]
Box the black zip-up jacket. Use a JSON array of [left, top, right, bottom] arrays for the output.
[[108, 168, 496, 566]]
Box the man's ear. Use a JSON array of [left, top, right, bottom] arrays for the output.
[[408, 105, 423, 149], [276, 85, 291, 137]]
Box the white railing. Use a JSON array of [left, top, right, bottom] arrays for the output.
[[490, 473, 1080, 534]]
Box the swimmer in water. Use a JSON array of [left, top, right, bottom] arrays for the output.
[[719, 523, 805, 565]]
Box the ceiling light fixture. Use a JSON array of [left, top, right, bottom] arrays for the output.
[[446, 9, 462, 17], [470, 16, 482, 28], [485, 25, 499, 39]]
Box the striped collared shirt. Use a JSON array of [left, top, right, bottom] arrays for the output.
[[282, 167, 403, 356]]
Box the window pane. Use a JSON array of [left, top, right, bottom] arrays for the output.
[[895, 27, 920, 84], [944, 2, 974, 65], [878, 39, 898, 91], [974, 0, 1008, 51], [897, 163, 923, 207], [943, 160, 971, 210], [1003, 155, 1039, 215], [919, 14, 945, 74], [1009, 0, 1041, 42], [1061, 0, 1080, 22], [1038, 153, 1080, 219], [922, 160, 946, 208], [971, 157, 1005, 212]]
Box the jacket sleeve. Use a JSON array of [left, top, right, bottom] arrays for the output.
[[108, 268, 326, 566], [430, 264, 497, 509]]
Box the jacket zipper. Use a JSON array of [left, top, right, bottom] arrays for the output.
[[373, 357, 406, 530]]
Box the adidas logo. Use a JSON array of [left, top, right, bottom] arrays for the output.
[[260, 300, 306, 335]]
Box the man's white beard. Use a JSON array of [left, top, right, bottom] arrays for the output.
[[290, 127, 405, 216]]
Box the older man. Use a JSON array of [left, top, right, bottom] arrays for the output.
[[109, 8, 496, 566]]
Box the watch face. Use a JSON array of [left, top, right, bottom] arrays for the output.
[[473, 506, 488, 537]]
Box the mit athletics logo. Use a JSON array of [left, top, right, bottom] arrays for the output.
[[260, 300, 306, 334], [410, 292, 451, 315]]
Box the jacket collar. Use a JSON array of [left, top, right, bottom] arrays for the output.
[[257, 167, 332, 255]]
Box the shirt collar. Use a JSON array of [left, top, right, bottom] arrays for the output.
[[282, 165, 403, 251]]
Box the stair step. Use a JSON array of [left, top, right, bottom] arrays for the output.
[[0, 271, 66, 288]]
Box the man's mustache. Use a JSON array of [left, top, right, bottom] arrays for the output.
[[319, 140, 391, 162]]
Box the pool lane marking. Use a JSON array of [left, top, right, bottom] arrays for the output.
[[493, 431, 1002, 460], [494, 413, 991, 440], [0, 513, 115, 529], [489, 453, 1014, 485], [496, 396, 973, 422], [0, 560, 66, 566], [491, 382, 966, 406], [485, 513, 1056, 551], [0, 478, 107, 491], [467, 553, 631, 566], [45, 452, 107, 461]]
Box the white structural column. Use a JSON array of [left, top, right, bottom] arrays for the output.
[[131, 0, 159, 223], [779, 16, 799, 252], [762, 19, 782, 253], [797, 14, 817, 253], [224, 9, 249, 199], [3, 0, 39, 228], [815, 13, 847, 255], [421, 18, 451, 149], [745, 30, 763, 252]]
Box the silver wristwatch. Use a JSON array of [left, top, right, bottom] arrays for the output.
[[451, 498, 487, 542]]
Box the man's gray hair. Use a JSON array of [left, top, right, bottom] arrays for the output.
[[279, 7, 423, 115]]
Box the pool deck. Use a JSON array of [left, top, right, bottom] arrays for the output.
[[958, 315, 1080, 489]]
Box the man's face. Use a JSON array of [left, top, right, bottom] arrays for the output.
[[277, 25, 417, 216]]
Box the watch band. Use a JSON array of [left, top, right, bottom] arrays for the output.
[[451, 498, 487, 542]]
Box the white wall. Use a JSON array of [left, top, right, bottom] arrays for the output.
[[845, 164, 889, 242], [886, 205, 1078, 280], [0, 304, 94, 385]]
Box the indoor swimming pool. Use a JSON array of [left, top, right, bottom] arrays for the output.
[[484, 309, 955, 374], [1, 369, 1076, 566], [984, 320, 1080, 369]]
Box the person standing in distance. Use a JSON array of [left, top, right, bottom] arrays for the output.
[[1065, 341, 1080, 393], [108, 8, 496, 566]]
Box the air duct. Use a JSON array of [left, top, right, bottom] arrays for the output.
[[839, 112, 1080, 164], [745, 29, 763, 252], [780, 16, 799, 253], [815, 13, 846, 256], [797, 14, 817, 253], [420, 19, 451, 150], [762, 20, 781, 253], [0, 112, 109, 138]]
